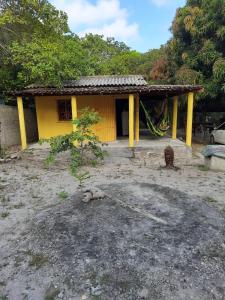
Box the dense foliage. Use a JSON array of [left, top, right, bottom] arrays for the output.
[[1, 0, 225, 108], [0, 0, 163, 93], [0, 0, 70, 90], [151, 0, 225, 104]]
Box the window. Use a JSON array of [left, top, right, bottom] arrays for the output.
[[57, 100, 72, 121]]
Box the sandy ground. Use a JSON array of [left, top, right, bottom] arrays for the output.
[[0, 146, 225, 299]]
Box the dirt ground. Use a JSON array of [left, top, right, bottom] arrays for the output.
[[0, 145, 225, 300]]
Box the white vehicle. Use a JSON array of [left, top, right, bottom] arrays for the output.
[[210, 122, 225, 144]]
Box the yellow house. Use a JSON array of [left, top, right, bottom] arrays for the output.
[[14, 75, 202, 150]]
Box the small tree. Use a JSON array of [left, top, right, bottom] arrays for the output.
[[40, 108, 106, 180]]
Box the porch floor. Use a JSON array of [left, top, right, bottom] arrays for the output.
[[103, 137, 186, 149], [101, 137, 192, 166], [28, 137, 186, 151], [27, 137, 191, 166]]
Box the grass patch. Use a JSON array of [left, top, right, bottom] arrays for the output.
[[31, 193, 40, 199], [14, 255, 24, 268], [0, 282, 6, 286], [28, 253, 48, 269], [58, 191, 68, 200], [26, 175, 39, 180], [44, 285, 59, 300], [0, 295, 7, 300], [0, 185, 5, 190], [13, 202, 25, 209], [198, 165, 209, 171], [100, 273, 111, 285], [1, 212, 9, 218], [203, 196, 217, 203], [0, 147, 7, 159], [0, 195, 9, 203]]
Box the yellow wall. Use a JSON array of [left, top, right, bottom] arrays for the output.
[[35, 95, 116, 142]]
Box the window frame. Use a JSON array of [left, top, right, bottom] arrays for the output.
[[57, 99, 72, 122]]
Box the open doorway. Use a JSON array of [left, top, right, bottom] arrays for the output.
[[116, 99, 129, 138]]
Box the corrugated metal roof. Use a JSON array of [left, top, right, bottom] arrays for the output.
[[68, 75, 147, 87], [13, 84, 203, 98], [27, 75, 147, 89]]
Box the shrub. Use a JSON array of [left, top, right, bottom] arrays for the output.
[[40, 107, 106, 180]]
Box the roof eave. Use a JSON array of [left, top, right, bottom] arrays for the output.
[[9, 85, 203, 98]]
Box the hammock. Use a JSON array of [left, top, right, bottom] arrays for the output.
[[140, 100, 170, 137]]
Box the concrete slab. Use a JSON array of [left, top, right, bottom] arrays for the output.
[[102, 137, 185, 148], [102, 138, 191, 166], [205, 156, 225, 172], [28, 138, 192, 166], [202, 145, 225, 171], [8, 182, 225, 299]]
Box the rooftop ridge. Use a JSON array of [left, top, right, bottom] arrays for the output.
[[26, 75, 147, 89]]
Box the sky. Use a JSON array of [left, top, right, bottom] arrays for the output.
[[50, 0, 186, 53]]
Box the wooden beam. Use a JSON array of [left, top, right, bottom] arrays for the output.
[[71, 95, 78, 132], [17, 96, 27, 150], [135, 95, 140, 142], [186, 92, 194, 147], [129, 94, 134, 147]]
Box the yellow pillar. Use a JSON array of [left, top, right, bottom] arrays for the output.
[[186, 92, 194, 147], [135, 95, 140, 142], [129, 94, 134, 147], [17, 96, 27, 150], [172, 96, 178, 140], [71, 96, 78, 132]]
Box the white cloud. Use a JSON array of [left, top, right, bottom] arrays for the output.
[[150, 0, 175, 7], [52, 0, 139, 40], [79, 19, 138, 40]]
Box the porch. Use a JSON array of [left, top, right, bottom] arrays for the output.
[[13, 75, 203, 150], [101, 137, 191, 165], [28, 136, 191, 167], [102, 136, 185, 148]]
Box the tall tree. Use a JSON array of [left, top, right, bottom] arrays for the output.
[[80, 34, 130, 75], [9, 35, 91, 87], [152, 0, 225, 102], [0, 0, 72, 91]]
